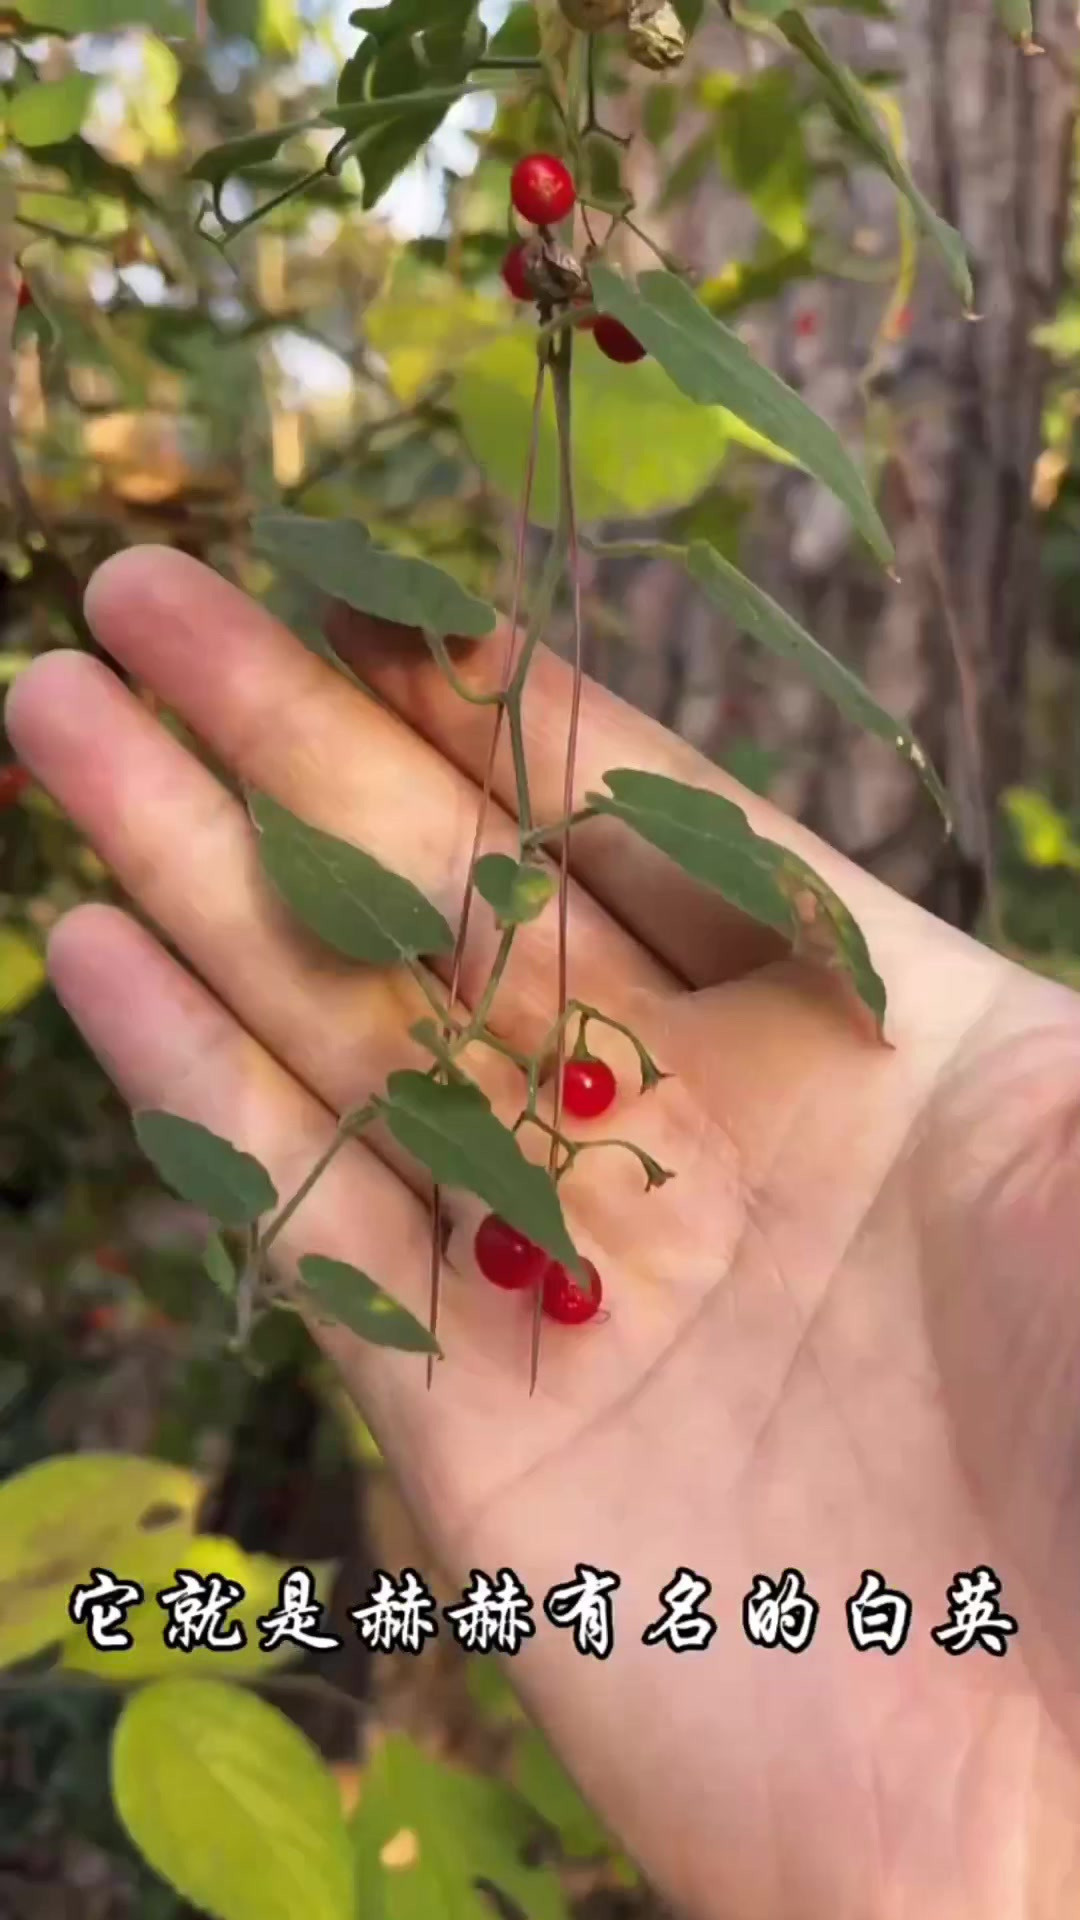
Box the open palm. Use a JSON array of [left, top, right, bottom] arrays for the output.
[[10, 548, 1080, 1920]]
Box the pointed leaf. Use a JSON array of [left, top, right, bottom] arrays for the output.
[[134, 1112, 277, 1227], [379, 1072, 582, 1274], [590, 265, 892, 563], [774, 12, 972, 306], [320, 84, 469, 137], [588, 770, 886, 1029], [299, 1255, 440, 1355], [112, 1680, 355, 1920], [253, 512, 497, 641], [352, 1733, 568, 1920], [994, 0, 1034, 39], [202, 1231, 237, 1298], [474, 854, 557, 927], [249, 791, 454, 965], [189, 122, 318, 186], [0, 1454, 201, 1669], [685, 542, 948, 820]]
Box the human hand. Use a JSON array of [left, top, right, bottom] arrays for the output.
[[9, 548, 1080, 1920]]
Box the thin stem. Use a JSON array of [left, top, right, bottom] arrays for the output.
[[522, 807, 599, 849], [259, 1103, 377, 1261], [421, 629, 503, 707], [404, 955, 458, 1027], [582, 535, 689, 563], [426, 349, 550, 1382]]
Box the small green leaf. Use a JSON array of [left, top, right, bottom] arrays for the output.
[[134, 1112, 278, 1227], [685, 542, 948, 820], [321, 84, 469, 137], [589, 770, 886, 1028], [249, 791, 454, 966], [352, 1733, 569, 1920], [773, 12, 972, 306], [0, 1454, 201, 1669], [994, 0, 1034, 38], [299, 1255, 440, 1355], [112, 1680, 355, 1920], [253, 512, 497, 640], [474, 854, 557, 927], [202, 1232, 237, 1298], [189, 122, 317, 186], [379, 1073, 583, 1274], [590, 265, 892, 564], [7, 76, 96, 149], [19, 0, 189, 29]]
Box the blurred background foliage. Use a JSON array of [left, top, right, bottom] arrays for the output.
[[1, 0, 1079, 1912]]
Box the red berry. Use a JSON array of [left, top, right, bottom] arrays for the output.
[[475, 1213, 547, 1291], [794, 309, 818, 339], [511, 153, 576, 228], [542, 1258, 602, 1326], [0, 765, 30, 806], [16, 278, 31, 313], [593, 315, 646, 364], [562, 1057, 617, 1120], [501, 242, 535, 303]]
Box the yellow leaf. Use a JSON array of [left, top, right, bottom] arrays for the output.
[[0, 928, 45, 1020]]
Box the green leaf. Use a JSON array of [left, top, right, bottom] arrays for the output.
[[379, 1073, 582, 1274], [299, 1255, 440, 1355], [474, 854, 557, 927], [202, 1231, 237, 1298], [0, 929, 46, 1021], [253, 512, 496, 640], [512, 1727, 622, 1865], [249, 791, 454, 966], [352, 1733, 569, 1920], [189, 122, 317, 186], [112, 1680, 355, 1920], [589, 770, 886, 1029], [0, 1454, 201, 1669], [320, 84, 469, 137], [64, 1537, 337, 1680], [589, 266, 892, 564], [7, 76, 96, 149], [134, 1112, 278, 1227], [994, 0, 1034, 38], [455, 328, 730, 528], [685, 542, 948, 820], [773, 12, 972, 306], [18, 0, 189, 29]]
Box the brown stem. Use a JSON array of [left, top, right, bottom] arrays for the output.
[[426, 347, 550, 1387]]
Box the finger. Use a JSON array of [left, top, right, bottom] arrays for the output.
[[44, 904, 607, 1529], [328, 603, 922, 989], [6, 651, 523, 1184], [81, 548, 676, 1056]]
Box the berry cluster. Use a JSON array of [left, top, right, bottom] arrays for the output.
[[473, 1056, 618, 1326], [501, 152, 646, 367]]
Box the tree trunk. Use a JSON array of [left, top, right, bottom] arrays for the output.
[[583, 0, 1078, 929]]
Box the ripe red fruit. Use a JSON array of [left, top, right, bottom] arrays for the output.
[[542, 1258, 603, 1325], [510, 153, 576, 228], [501, 242, 535, 303], [0, 765, 30, 806], [475, 1213, 547, 1291], [562, 1057, 617, 1120], [16, 278, 31, 313], [593, 315, 646, 364]]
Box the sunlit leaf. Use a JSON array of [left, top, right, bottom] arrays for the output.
[[588, 770, 886, 1028], [299, 1255, 440, 1355], [771, 11, 972, 305], [352, 1733, 568, 1920], [456, 327, 731, 527], [0, 929, 45, 1020], [113, 1680, 355, 1920], [994, 0, 1034, 39], [7, 75, 95, 149], [134, 1112, 278, 1227], [249, 792, 454, 965], [378, 1073, 582, 1273], [590, 266, 892, 562], [0, 1454, 201, 1669], [474, 854, 557, 927], [253, 511, 496, 640], [1003, 787, 1080, 870], [685, 542, 947, 819]]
